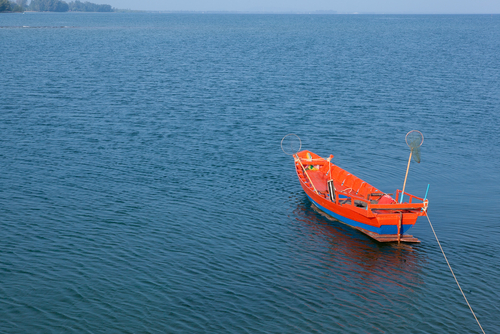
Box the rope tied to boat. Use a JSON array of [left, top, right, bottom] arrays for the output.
[[426, 214, 486, 334]]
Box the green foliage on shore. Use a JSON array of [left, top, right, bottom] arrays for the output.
[[29, 0, 68, 11], [0, 0, 11, 12], [0, 0, 25, 12], [24, 0, 113, 12], [1, 0, 113, 13], [68, 1, 112, 12]]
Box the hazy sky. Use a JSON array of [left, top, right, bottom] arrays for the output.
[[101, 0, 500, 13]]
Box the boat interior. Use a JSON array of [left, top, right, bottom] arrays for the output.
[[295, 151, 425, 212]]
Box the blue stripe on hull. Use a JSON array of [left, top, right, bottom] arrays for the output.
[[305, 194, 413, 235]]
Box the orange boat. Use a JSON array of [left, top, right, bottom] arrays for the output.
[[293, 150, 428, 243]]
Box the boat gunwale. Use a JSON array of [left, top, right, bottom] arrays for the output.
[[294, 150, 428, 216]]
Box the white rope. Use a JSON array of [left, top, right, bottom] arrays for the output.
[[426, 214, 486, 334]]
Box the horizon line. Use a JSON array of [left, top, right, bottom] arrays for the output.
[[107, 10, 500, 15]]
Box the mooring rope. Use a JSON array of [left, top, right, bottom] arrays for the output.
[[426, 214, 486, 334]]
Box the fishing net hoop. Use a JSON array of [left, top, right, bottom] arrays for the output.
[[405, 130, 424, 163], [281, 133, 302, 156], [405, 130, 424, 148]]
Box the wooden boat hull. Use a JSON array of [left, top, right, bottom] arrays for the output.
[[305, 193, 421, 243], [294, 150, 427, 243]]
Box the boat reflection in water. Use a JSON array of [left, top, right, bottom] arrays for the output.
[[288, 199, 427, 322]]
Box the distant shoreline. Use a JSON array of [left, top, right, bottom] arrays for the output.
[[5, 11, 500, 15]]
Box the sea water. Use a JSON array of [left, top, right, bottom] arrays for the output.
[[1, 13, 499, 333]]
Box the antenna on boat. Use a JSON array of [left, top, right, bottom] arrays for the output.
[[281, 133, 302, 156], [400, 130, 424, 203]]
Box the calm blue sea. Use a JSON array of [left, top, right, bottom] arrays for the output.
[[1, 13, 499, 333]]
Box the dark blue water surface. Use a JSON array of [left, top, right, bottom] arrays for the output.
[[1, 13, 499, 333]]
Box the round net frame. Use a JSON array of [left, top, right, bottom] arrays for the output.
[[281, 134, 302, 156], [405, 130, 424, 163]]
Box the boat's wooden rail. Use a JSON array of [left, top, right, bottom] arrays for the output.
[[395, 190, 424, 204], [369, 203, 425, 210], [332, 193, 426, 216]]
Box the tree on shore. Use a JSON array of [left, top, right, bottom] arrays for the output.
[[1, 0, 114, 12], [27, 0, 113, 12], [0, 0, 28, 12], [68, 1, 112, 12], [0, 0, 11, 12], [29, 0, 68, 11]]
